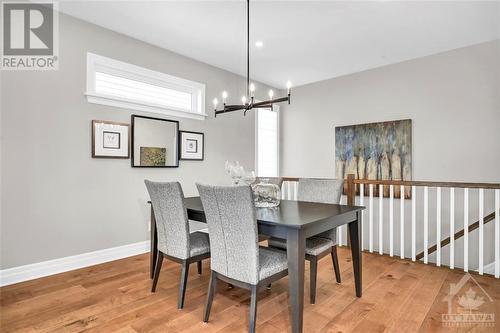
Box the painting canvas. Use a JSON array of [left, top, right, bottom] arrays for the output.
[[335, 119, 412, 198], [140, 147, 166, 166]]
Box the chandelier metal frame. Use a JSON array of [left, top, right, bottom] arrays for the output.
[[213, 0, 291, 117]]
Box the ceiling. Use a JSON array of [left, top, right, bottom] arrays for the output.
[[58, 1, 500, 89]]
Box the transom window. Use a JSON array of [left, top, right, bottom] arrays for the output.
[[86, 53, 206, 120]]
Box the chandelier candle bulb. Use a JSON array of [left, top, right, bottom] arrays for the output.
[[249, 83, 255, 97], [242, 96, 247, 104], [213, 98, 218, 108], [269, 89, 274, 99], [222, 91, 228, 104]]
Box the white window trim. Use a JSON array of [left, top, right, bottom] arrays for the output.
[[85, 53, 207, 120], [255, 104, 280, 177]]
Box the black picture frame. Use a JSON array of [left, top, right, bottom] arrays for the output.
[[179, 130, 204, 161], [131, 114, 179, 168]]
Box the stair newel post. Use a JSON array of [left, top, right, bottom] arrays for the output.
[[347, 174, 355, 206], [346, 174, 356, 248]]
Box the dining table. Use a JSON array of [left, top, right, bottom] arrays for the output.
[[148, 198, 364, 333]]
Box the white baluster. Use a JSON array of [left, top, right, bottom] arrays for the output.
[[400, 185, 405, 259], [379, 184, 383, 255], [450, 188, 455, 269], [389, 185, 394, 257], [424, 186, 428, 264], [464, 188, 469, 272], [436, 187, 441, 267], [360, 183, 364, 251], [293, 181, 298, 201], [369, 184, 374, 253], [479, 188, 484, 275], [412, 186, 416, 261], [495, 189, 499, 278]]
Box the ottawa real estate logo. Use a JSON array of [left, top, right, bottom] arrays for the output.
[[442, 273, 495, 328], [1, 1, 59, 70]]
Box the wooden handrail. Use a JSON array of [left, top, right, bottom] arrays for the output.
[[352, 179, 500, 190], [274, 176, 500, 190], [415, 212, 496, 261]]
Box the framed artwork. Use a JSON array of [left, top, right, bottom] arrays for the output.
[[335, 119, 412, 198], [92, 120, 130, 158], [179, 131, 204, 161], [131, 115, 179, 167]]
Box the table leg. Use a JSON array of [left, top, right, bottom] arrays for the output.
[[287, 228, 306, 333], [348, 212, 362, 297], [150, 205, 157, 279]]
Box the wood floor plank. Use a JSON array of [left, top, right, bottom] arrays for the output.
[[320, 258, 414, 332], [1, 248, 499, 333], [384, 264, 449, 333]]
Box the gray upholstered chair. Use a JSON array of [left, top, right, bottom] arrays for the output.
[[197, 184, 288, 333], [268, 178, 344, 304], [145, 180, 210, 309]]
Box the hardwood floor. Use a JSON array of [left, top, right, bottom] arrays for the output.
[[1, 248, 499, 332]]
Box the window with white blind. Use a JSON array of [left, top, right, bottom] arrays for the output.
[[86, 53, 206, 120], [256, 106, 279, 177]]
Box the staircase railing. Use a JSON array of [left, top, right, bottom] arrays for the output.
[[269, 175, 500, 278]]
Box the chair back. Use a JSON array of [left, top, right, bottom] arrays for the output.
[[145, 180, 190, 259], [298, 178, 344, 242], [298, 178, 343, 204], [197, 184, 260, 285]]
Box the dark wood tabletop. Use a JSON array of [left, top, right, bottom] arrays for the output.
[[184, 196, 364, 229]]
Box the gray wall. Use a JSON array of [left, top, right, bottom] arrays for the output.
[[281, 40, 499, 182], [0, 14, 275, 269], [280, 40, 500, 270]]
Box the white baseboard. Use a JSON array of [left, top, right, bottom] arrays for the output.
[[0, 241, 150, 287], [481, 262, 495, 275]]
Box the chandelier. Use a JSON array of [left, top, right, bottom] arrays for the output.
[[213, 0, 291, 117]]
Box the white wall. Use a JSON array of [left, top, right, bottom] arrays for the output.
[[0, 13, 275, 269], [280, 40, 500, 270]]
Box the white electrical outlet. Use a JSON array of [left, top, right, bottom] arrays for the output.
[[148, 220, 151, 231]]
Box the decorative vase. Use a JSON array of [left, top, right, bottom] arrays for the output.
[[252, 179, 281, 208], [225, 160, 245, 185]]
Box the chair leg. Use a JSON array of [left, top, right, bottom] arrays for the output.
[[331, 245, 341, 283], [249, 285, 258, 333], [197, 261, 202, 275], [178, 261, 190, 309], [203, 270, 217, 322], [309, 257, 317, 304], [151, 251, 163, 292]]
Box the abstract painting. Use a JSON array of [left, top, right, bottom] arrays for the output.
[[140, 147, 166, 166], [335, 119, 412, 198]]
